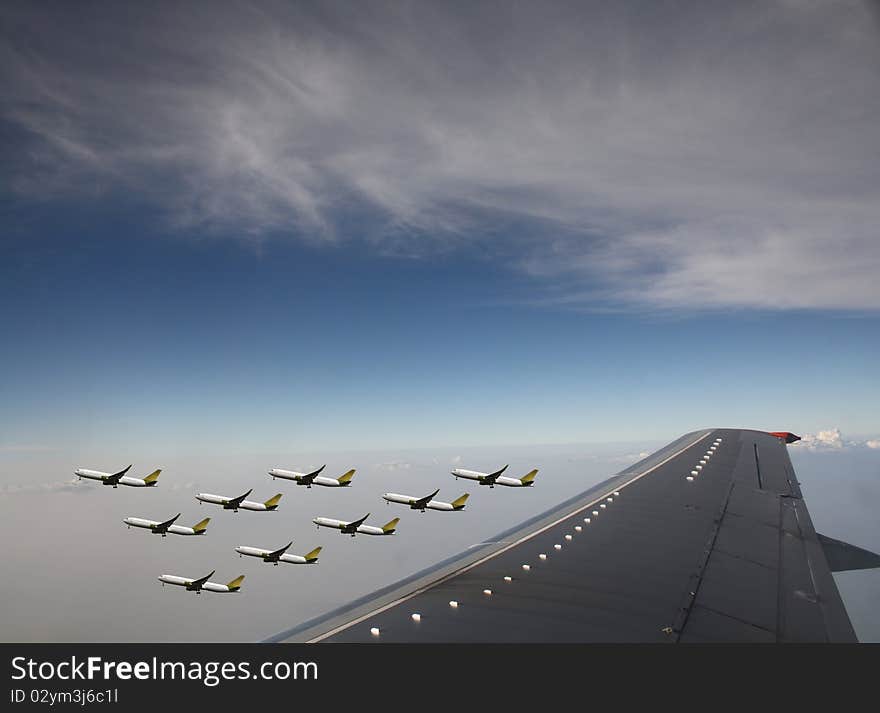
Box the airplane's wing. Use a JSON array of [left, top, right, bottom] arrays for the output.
[[268, 542, 293, 559], [228, 489, 253, 508], [156, 513, 181, 530], [347, 513, 371, 529], [268, 429, 870, 643], [484, 464, 508, 483], [192, 570, 215, 589], [105, 464, 133, 484], [302, 465, 326, 483], [414, 489, 441, 508]]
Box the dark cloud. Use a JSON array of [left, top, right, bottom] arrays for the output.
[[2, 0, 879, 309]]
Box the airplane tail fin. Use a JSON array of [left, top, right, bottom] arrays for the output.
[[304, 546, 322, 563], [451, 493, 470, 509], [263, 493, 283, 509], [382, 517, 400, 534], [142, 469, 162, 484], [226, 575, 245, 591], [192, 517, 211, 533], [520, 469, 538, 485], [337, 469, 356, 485]]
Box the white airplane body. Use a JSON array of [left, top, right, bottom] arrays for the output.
[[235, 542, 322, 565], [382, 488, 469, 512], [313, 513, 399, 537], [196, 488, 282, 512], [74, 465, 161, 488], [451, 464, 538, 488], [158, 570, 244, 594], [123, 514, 210, 537], [268, 465, 356, 488]]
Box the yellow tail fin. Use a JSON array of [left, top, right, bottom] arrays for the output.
[[143, 469, 162, 484], [192, 517, 210, 533], [263, 493, 283, 508], [226, 575, 245, 591], [304, 546, 322, 562], [382, 517, 400, 534], [451, 493, 470, 509], [520, 469, 538, 484], [337, 469, 356, 484]]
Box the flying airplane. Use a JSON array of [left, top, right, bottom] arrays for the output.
[[234, 542, 322, 565], [382, 488, 470, 512], [268, 465, 356, 488], [122, 514, 211, 537], [268, 429, 880, 643], [74, 465, 162, 488], [195, 489, 282, 512], [451, 464, 538, 488], [313, 513, 399, 537], [158, 570, 244, 594]]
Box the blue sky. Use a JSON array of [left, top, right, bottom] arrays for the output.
[[2, 1, 880, 456], [2, 199, 878, 456]]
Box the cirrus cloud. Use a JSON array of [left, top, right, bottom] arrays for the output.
[[2, 0, 879, 310]]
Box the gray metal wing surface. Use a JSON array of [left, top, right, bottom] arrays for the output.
[[268, 429, 861, 643]]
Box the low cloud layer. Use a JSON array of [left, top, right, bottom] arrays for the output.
[[794, 428, 880, 451], [0, 479, 92, 497], [0, 479, 198, 497], [3, 1, 879, 310], [374, 461, 412, 472], [798, 428, 846, 450], [610, 451, 651, 463]]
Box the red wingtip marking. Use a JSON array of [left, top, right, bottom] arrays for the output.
[[768, 431, 801, 444]]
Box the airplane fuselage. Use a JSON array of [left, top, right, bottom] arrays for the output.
[[157, 575, 238, 593], [74, 469, 157, 488], [234, 546, 317, 565], [313, 517, 390, 536], [123, 517, 204, 536], [268, 469, 350, 487], [451, 468, 532, 487], [382, 493, 459, 511], [196, 493, 276, 511]]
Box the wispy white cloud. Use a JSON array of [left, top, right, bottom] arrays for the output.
[[0, 479, 93, 496], [374, 461, 412, 471], [2, 1, 879, 310], [610, 451, 651, 463], [865, 440, 880, 450], [0, 478, 197, 496]]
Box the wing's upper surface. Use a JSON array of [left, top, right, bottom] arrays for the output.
[[268, 429, 856, 643]]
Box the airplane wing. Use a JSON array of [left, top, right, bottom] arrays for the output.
[[268, 542, 293, 559], [156, 513, 181, 530], [347, 513, 371, 529], [301, 465, 326, 483], [191, 570, 215, 589], [105, 464, 133, 484], [484, 464, 508, 483], [228, 489, 253, 508], [268, 429, 871, 643], [413, 488, 441, 508]]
